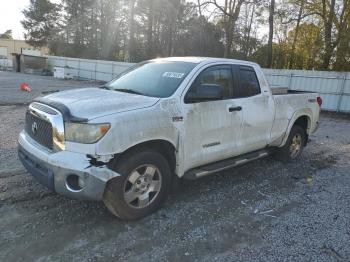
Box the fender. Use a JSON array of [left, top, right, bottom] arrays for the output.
[[279, 108, 312, 147]]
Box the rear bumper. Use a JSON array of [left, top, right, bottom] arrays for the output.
[[18, 131, 120, 201]]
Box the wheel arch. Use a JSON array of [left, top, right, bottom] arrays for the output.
[[112, 139, 177, 175], [280, 110, 312, 147], [294, 115, 311, 131]]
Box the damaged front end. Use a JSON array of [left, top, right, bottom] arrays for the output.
[[18, 130, 120, 201], [18, 101, 120, 201]]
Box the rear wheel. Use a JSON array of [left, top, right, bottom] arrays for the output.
[[103, 150, 172, 220], [274, 125, 306, 162]]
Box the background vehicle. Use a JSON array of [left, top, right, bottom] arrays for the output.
[[18, 57, 321, 220]]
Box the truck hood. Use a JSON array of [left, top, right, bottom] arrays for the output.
[[41, 88, 160, 120]]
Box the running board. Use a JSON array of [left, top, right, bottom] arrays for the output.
[[183, 149, 272, 180]]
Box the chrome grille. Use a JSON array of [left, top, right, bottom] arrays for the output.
[[31, 102, 58, 115], [25, 111, 53, 149]]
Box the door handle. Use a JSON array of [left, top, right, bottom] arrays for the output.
[[229, 106, 242, 112]]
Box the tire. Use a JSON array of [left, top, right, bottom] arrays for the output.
[[103, 149, 172, 220], [274, 125, 307, 162]]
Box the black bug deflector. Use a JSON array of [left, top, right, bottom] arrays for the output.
[[34, 97, 88, 123]]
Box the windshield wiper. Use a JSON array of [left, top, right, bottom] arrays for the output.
[[113, 89, 144, 95], [99, 85, 110, 90]]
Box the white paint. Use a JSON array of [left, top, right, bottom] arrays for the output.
[[41, 58, 320, 178], [20, 57, 321, 187]]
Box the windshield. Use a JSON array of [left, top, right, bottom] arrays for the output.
[[105, 61, 196, 98]]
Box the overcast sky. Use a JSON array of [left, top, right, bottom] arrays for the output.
[[0, 0, 30, 39]]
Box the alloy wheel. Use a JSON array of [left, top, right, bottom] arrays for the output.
[[123, 164, 162, 208]]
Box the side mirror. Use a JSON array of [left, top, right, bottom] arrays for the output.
[[185, 84, 223, 103]]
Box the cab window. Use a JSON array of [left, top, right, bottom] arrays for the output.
[[185, 65, 234, 103], [238, 66, 261, 97]]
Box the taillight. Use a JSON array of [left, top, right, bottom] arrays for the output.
[[317, 96, 322, 106]]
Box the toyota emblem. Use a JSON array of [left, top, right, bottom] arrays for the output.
[[31, 122, 38, 135]]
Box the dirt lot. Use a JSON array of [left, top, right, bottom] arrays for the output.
[[0, 71, 349, 262]]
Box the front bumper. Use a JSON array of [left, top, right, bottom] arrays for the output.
[[18, 131, 120, 201]]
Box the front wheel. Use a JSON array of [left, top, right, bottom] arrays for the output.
[[103, 150, 172, 220], [274, 125, 307, 162]]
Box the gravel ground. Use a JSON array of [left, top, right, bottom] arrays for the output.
[[0, 71, 349, 262]]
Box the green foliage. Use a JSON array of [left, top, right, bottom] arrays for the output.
[[21, 0, 61, 48], [0, 30, 13, 39], [286, 23, 323, 70], [175, 16, 224, 57], [20, 0, 350, 71]]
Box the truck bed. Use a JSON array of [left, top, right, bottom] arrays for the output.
[[273, 89, 318, 95], [270, 90, 320, 142], [270, 85, 317, 95]]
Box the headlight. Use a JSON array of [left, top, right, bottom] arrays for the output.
[[65, 123, 110, 144]]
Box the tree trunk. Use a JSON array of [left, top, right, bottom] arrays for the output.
[[289, 0, 304, 69], [197, 0, 202, 16], [213, 0, 244, 58], [267, 0, 275, 68], [224, 22, 233, 58], [322, 0, 336, 69], [334, 26, 350, 71], [244, 3, 255, 59], [147, 0, 154, 58], [167, 25, 173, 57], [126, 0, 136, 62]]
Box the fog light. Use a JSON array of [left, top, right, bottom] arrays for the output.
[[66, 174, 84, 192]]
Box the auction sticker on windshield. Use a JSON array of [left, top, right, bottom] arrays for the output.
[[162, 72, 185, 78]]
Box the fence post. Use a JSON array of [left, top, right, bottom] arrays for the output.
[[78, 59, 80, 79], [95, 61, 97, 81], [336, 73, 347, 112], [111, 62, 114, 80], [288, 73, 293, 89]]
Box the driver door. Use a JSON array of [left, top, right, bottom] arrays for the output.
[[182, 64, 243, 171]]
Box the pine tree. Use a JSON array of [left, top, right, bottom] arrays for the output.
[[0, 30, 13, 39], [21, 0, 61, 47]]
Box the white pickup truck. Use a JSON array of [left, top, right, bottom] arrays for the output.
[[18, 57, 321, 220]]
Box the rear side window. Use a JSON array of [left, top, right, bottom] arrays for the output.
[[238, 66, 261, 97]]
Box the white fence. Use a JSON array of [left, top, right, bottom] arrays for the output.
[[47, 56, 134, 82], [263, 69, 350, 113], [46, 56, 350, 113], [0, 58, 13, 69]]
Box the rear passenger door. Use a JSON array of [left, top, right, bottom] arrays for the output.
[[233, 65, 274, 153]]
